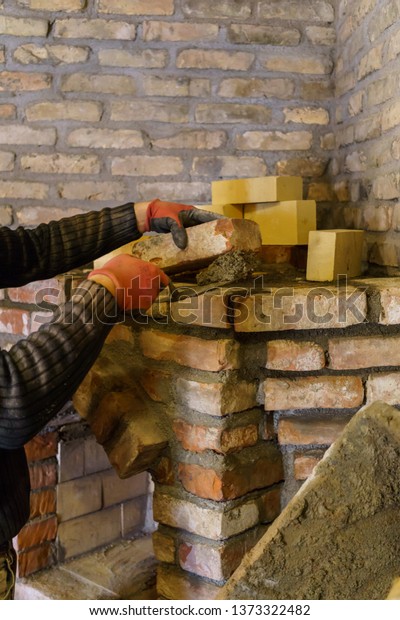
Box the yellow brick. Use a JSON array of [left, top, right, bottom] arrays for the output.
[[306, 230, 364, 282], [196, 203, 243, 218], [211, 176, 302, 205], [244, 200, 316, 245]]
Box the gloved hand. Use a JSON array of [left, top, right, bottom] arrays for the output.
[[145, 199, 223, 250], [88, 255, 170, 311]]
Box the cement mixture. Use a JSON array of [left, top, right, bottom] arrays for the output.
[[219, 401, 400, 600]]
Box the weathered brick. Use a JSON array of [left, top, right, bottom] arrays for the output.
[[177, 49, 254, 71], [358, 44, 383, 80], [368, 0, 400, 42], [173, 419, 258, 454], [265, 376, 363, 411], [18, 0, 85, 9], [67, 127, 143, 149], [178, 451, 283, 501], [29, 461, 57, 489], [121, 496, 148, 537], [0, 152, 14, 172], [24, 432, 58, 462], [236, 131, 313, 151], [14, 43, 89, 65], [388, 27, 400, 61], [57, 506, 121, 559], [54, 18, 136, 40], [139, 330, 239, 371], [259, 0, 334, 22], [305, 25, 336, 45], [266, 340, 325, 371], [0, 104, 16, 119], [0, 125, 56, 146], [0, 307, 30, 336], [144, 75, 210, 98], [367, 75, 397, 107], [294, 452, 323, 480], [58, 181, 127, 201], [16, 206, 83, 227], [111, 100, 189, 123], [381, 101, 400, 133], [262, 55, 332, 75], [143, 21, 218, 42], [98, 49, 167, 68], [301, 80, 333, 100], [157, 564, 221, 601], [17, 516, 57, 550], [138, 181, 208, 203], [284, 107, 329, 125], [98, 0, 174, 15], [233, 286, 367, 332], [131, 218, 261, 274], [182, 0, 251, 19], [153, 531, 176, 564], [372, 173, 400, 200], [140, 367, 171, 403], [17, 543, 54, 578], [0, 15, 48, 36], [101, 470, 149, 507], [276, 157, 327, 177], [153, 491, 260, 540], [366, 372, 400, 405], [57, 475, 102, 521], [0, 71, 51, 91], [111, 155, 182, 177], [26, 101, 101, 122], [218, 78, 295, 99], [152, 130, 225, 150], [193, 156, 267, 179], [228, 23, 300, 46], [176, 378, 258, 416], [278, 415, 351, 446], [29, 489, 56, 519], [61, 73, 135, 95], [178, 528, 263, 582], [21, 153, 100, 175], [58, 439, 84, 483], [195, 103, 271, 124]]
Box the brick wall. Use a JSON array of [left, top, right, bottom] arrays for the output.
[[327, 0, 400, 270], [0, 0, 335, 226]]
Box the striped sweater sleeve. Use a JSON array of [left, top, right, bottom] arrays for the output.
[[0, 204, 141, 449]]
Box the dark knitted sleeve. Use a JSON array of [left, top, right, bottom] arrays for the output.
[[0, 203, 140, 288], [0, 203, 142, 449], [0, 281, 117, 449]]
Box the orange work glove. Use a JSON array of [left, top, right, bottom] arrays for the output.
[[88, 255, 170, 311], [145, 199, 223, 250]]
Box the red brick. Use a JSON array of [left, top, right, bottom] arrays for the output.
[[329, 335, 400, 369], [173, 419, 258, 454], [278, 415, 352, 446], [7, 278, 63, 305], [17, 542, 54, 578], [140, 329, 240, 371], [24, 432, 58, 462], [131, 218, 262, 274], [29, 461, 57, 490], [264, 376, 364, 410], [259, 487, 282, 523], [267, 340, 325, 371], [178, 452, 283, 501], [170, 291, 230, 330], [177, 378, 258, 416], [29, 489, 56, 519], [17, 516, 57, 550], [0, 307, 30, 336], [294, 452, 324, 480]]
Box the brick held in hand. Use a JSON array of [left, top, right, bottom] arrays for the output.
[[131, 218, 262, 274]]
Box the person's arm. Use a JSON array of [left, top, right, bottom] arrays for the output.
[[0, 256, 169, 450], [0, 203, 140, 288]]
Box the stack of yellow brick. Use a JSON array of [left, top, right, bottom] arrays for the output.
[[204, 175, 364, 281]]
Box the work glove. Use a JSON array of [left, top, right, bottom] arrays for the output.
[[145, 199, 223, 250], [88, 255, 170, 311]]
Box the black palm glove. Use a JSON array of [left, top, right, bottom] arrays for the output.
[[145, 199, 223, 249]]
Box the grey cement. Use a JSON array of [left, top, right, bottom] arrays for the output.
[[219, 401, 400, 600]]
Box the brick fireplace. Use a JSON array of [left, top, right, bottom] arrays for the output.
[[0, 0, 399, 601]]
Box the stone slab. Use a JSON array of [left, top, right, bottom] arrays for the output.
[[219, 401, 400, 600], [131, 218, 262, 274]]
